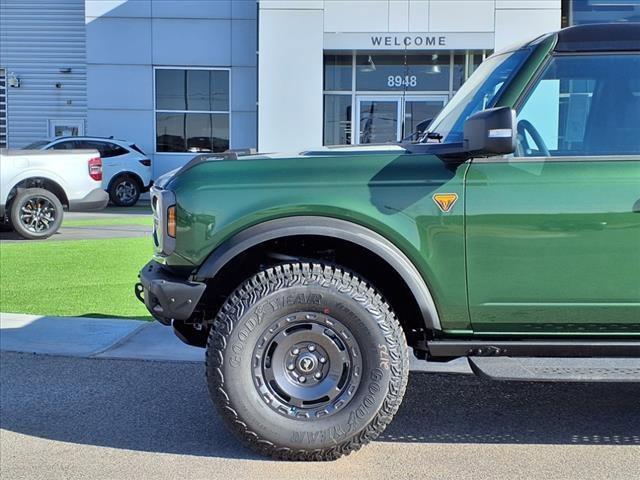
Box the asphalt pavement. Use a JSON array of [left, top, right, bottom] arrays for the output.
[[1, 351, 639, 480], [0, 206, 151, 242]]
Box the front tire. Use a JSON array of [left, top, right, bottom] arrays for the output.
[[206, 263, 409, 461], [9, 188, 63, 240]]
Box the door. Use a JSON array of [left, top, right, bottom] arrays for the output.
[[466, 52, 640, 334], [403, 96, 448, 140], [356, 96, 402, 144], [77, 141, 129, 184], [50, 140, 127, 184], [355, 96, 448, 144]]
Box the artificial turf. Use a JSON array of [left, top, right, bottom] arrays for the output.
[[0, 237, 153, 319]]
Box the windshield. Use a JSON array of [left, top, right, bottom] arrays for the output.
[[22, 140, 49, 150], [426, 48, 530, 144]]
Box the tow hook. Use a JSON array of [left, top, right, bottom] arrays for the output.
[[134, 283, 144, 303]]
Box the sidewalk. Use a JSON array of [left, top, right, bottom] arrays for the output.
[[0, 312, 472, 373], [0, 313, 203, 362]]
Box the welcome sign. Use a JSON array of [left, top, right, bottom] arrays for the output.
[[324, 32, 495, 51]]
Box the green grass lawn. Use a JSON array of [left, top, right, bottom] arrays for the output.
[[0, 237, 153, 319]]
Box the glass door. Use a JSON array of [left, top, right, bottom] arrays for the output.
[[355, 96, 402, 144], [355, 96, 448, 144], [402, 95, 449, 140]]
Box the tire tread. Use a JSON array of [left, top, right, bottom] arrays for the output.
[[205, 262, 409, 461]]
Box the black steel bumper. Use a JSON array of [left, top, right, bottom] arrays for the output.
[[135, 261, 206, 325]]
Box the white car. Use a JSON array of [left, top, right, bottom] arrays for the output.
[[0, 149, 109, 239], [25, 136, 152, 207]]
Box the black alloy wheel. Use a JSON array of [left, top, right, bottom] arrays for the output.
[[110, 175, 141, 207], [9, 188, 63, 240]]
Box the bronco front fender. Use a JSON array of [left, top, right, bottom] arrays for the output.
[[193, 216, 442, 331]]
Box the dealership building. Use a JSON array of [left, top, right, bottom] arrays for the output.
[[1, 0, 638, 177]]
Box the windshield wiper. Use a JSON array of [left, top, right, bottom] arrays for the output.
[[417, 131, 443, 143]]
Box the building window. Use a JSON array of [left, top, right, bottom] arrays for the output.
[[0, 69, 7, 148], [322, 51, 491, 146], [324, 95, 352, 145], [566, 0, 640, 25], [324, 55, 352, 91], [356, 53, 451, 92], [48, 119, 84, 138], [155, 68, 230, 154]]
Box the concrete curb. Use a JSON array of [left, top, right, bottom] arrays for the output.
[[0, 312, 472, 373]]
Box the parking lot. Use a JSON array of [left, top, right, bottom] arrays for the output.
[[1, 351, 639, 480], [0, 206, 152, 243]]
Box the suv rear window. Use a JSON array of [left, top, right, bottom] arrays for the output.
[[129, 144, 146, 155], [75, 141, 129, 158]]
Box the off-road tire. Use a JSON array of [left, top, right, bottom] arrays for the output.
[[9, 188, 63, 240], [206, 263, 409, 461]]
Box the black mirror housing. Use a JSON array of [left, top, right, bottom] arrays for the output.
[[463, 106, 516, 156]]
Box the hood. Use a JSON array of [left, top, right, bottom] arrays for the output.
[[154, 167, 181, 189], [249, 144, 407, 160]]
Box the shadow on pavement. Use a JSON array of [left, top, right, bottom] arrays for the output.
[[0, 230, 27, 241], [1, 352, 638, 462]]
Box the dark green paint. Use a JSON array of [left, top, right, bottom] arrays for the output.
[[466, 158, 640, 334], [166, 153, 472, 331]]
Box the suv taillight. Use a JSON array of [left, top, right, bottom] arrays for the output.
[[88, 157, 102, 181]]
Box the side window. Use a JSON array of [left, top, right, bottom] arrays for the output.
[[72, 141, 91, 150], [77, 141, 127, 158], [515, 54, 640, 157], [85, 141, 107, 157], [50, 141, 77, 150], [100, 142, 128, 158]]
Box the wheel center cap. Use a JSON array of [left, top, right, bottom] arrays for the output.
[[297, 354, 317, 373]]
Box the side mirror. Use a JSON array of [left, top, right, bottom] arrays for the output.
[[463, 106, 516, 156]]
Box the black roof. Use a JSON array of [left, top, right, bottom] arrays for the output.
[[555, 23, 640, 52]]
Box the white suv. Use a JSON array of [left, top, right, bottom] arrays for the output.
[[25, 136, 152, 207]]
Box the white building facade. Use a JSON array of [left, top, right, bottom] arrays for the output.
[[258, 0, 562, 153]]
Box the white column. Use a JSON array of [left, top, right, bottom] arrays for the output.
[[258, 3, 324, 152], [494, 1, 561, 51]]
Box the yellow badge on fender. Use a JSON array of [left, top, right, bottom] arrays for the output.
[[433, 193, 458, 213]]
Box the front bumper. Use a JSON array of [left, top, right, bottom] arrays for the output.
[[135, 261, 206, 325], [68, 188, 109, 212]]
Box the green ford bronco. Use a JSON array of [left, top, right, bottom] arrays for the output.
[[137, 24, 640, 460]]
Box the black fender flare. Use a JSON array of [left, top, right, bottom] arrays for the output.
[[194, 216, 442, 331]]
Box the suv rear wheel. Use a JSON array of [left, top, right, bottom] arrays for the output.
[[206, 263, 409, 461], [109, 174, 141, 207], [9, 188, 63, 240]]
